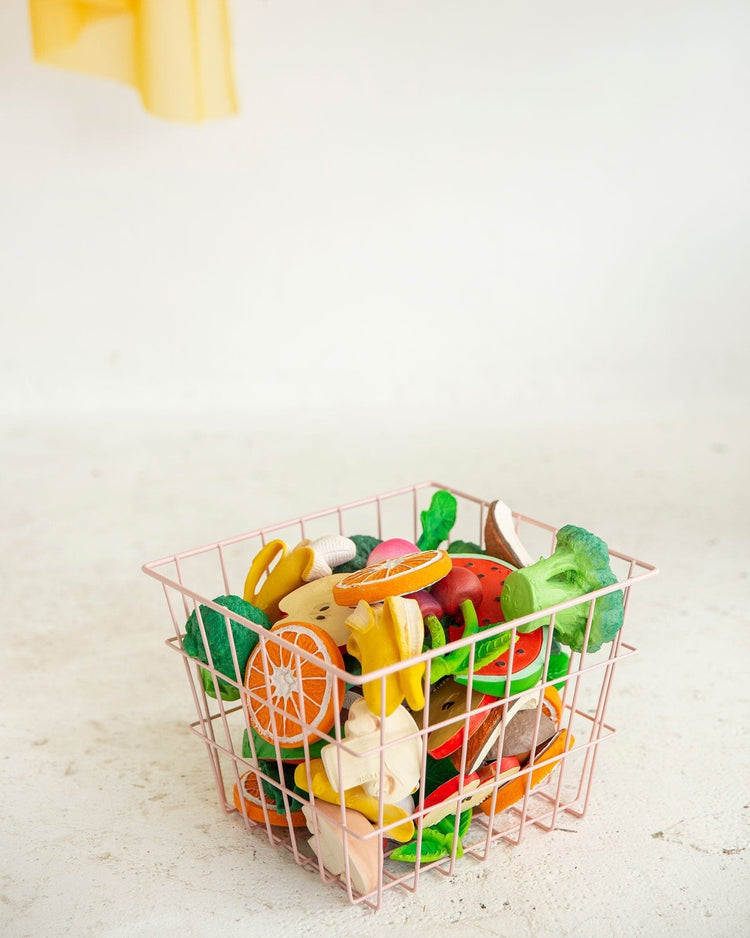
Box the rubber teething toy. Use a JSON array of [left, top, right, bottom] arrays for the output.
[[332, 549, 451, 605], [244, 620, 345, 747], [344, 596, 425, 715], [243, 540, 316, 622]]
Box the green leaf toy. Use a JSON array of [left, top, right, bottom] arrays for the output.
[[390, 809, 473, 863], [417, 490, 458, 551]]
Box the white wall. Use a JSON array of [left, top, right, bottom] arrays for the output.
[[1, 1, 749, 429]]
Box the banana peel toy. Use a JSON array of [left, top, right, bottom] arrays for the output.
[[243, 539, 316, 622], [344, 596, 425, 716], [294, 759, 414, 843]]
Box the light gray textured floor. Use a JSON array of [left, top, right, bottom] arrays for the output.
[[2, 412, 748, 937]]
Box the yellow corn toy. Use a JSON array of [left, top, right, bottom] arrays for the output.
[[345, 596, 425, 717], [294, 760, 414, 844], [243, 540, 315, 622]]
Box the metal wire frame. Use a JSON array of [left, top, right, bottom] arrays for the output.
[[143, 482, 658, 910]]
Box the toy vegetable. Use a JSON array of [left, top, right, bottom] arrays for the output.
[[390, 808, 472, 864], [182, 595, 271, 700], [500, 524, 624, 653], [417, 490, 458, 551]]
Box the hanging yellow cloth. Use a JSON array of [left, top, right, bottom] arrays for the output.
[[28, 0, 238, 122]]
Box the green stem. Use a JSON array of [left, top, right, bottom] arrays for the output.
[[425, 615, 446, 649]]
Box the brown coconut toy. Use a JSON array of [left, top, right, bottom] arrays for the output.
[[484, 499, 535, 568]]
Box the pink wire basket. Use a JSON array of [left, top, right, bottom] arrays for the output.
[[142, 482, 658, 910]]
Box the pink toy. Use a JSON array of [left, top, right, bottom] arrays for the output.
[[366, 538, 420, 566]]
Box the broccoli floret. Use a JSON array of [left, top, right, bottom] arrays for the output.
[[182, 595, 271, 700], [447, 540, 485, 555], [500, 525, 624, 653]]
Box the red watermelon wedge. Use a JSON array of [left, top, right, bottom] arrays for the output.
[[445, 554, 516, 640], [454, 626, 549, 698]]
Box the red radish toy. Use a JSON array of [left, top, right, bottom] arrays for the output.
[[430, 566, 483, 617], [404, 589, 443, 620]]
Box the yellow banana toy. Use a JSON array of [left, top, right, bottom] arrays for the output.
[[345, 596, 425, 716], [243, 540, 315, 622], [294, 760, 414, 843]]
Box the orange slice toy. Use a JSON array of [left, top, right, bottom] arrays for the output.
[[244, 620, 345, 748], [332, 549, 451, 605], [233, 769, 307, 828]]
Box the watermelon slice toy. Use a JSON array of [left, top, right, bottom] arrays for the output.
[[445, 554, 516, 640], [454, 626, 550, 698]]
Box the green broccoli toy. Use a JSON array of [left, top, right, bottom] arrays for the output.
[[182, 594, 271, 700], [500, 525, 623, 654]]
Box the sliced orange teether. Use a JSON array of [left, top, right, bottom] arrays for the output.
[[233, 769, 307, 828], [332, 549, 452, 605], [244, 620, 345, 748]]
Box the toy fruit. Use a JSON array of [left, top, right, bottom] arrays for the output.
[[480, 729, 574, 817], [499, 709, 557, 763], [332, 535, 382, 574], [404, 589, 443, 620], [233, 770, 307, 828], [320, 699, 422, 804], [303, 801, 381, 897], [449, 689, 540, 773], [332, 549, 452, 605], [413, 678, 494, 760], [244, 620, 346, 747], [454, 626, 550, 698], [484, 500, 534, 568], [295, 758, 415, 843], [447, 554, 516, 632], [366, 538, 420, 566], [344, 596, 425, 715], [277, 574, 358, 647], [421, 760, 519, 828], [299, 535, 357, 580], [421, 772, 481, 828], [243, 540, 316, 622], [541, 685, 564, 725], [429, 566, 483, 618], [424, 599, 514, 685]]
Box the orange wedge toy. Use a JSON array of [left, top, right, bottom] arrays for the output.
[[332, 549, 451, 605], [244, 620, 345, 748], [232, 769, 307, 828]]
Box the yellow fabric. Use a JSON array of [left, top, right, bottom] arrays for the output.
[[28, 0, 238, 122]]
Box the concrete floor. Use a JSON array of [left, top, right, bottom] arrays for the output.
[[2, 412, 748, 937]]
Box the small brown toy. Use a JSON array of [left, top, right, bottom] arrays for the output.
[[484, 500, 534, 568]]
